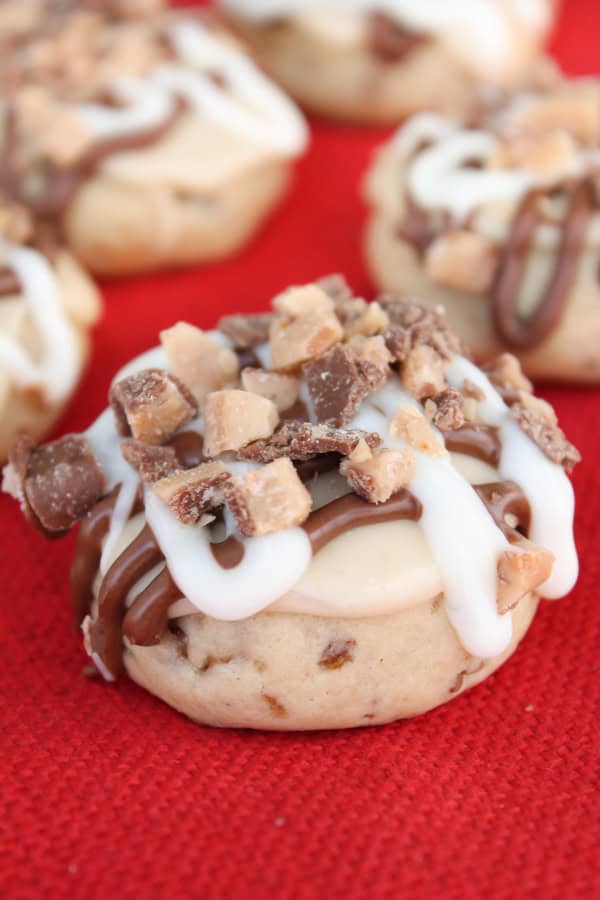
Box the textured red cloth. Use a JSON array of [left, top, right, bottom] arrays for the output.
[[1, 3, 599, 898]]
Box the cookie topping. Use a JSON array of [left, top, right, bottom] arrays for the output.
[[341, 447, 415, 504], [302, 342, 389, 426], [511, 392, 581, 470], [203, 389, 279, 457], [391, 406, 446, 458], [381, 297, 464, 362], [120, 439, 179, 483], [109, 368, 198, 445], [270, 300, 343, 372], [217, 313, 274, 348], [240, 367, 300, 413], [160, 323, 239, 404], [225, 458, 312, 537], [238, 421, 382, 464], [424, 389, 466, 431], [152, 462, 230, 525], [6, 434, 105, 534]]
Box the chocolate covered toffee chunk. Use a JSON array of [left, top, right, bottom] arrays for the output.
[[0, 1, 308, 275], [364, 79, 600, 382], [3, 277, 581, 730], [217, 1, 558, 125]]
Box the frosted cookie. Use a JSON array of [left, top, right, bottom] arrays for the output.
[[364, 81, 600, 381], [0, 2, 308, 275], [218, 0, 559, 124], [3, 278, 579, 729], [0, 203, 101, 463]]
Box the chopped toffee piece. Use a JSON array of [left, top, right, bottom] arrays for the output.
[[402, 344, 447, 400], [496, 540, 554, 613], [424, 230, 498, 295], [217, 313, 274, 349], [348, 334, 392, 391], [160, 322, 239, 404], [273, 284, 334, 318], [511, 392, 581, 470], [109, 368, 198, 445], [225, 458, 312, 537], [270, 307, 343, 372], [315, 273, 354, 305], [380, 296, 464, 362], [424, 389, 466, 431], [203, 389, 279, 457], [241, 367, 300, 413], [152, 461, 230, 525], [482, 353, 533, 397], [341, 447, 415, 504], [390, 406, 446, 458], [7, 434, 105, 534], [238, 421, 382, 463], [120, 439, 179, 483]]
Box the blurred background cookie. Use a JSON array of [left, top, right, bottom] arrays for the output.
[[0, 202, 101, 462], [0, 1, 308, 275], [364, 80, 600, 381], [219, 0, 560, 123]]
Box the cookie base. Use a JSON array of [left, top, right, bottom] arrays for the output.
[[64, 160, 292, 276], [124, 592, 538, 730]]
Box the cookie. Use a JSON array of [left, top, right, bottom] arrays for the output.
[[219, 0, 559, 124], [364, 80, 600, 382], [3, 279, 579, 729], [0, 2, 308, 275], [0, 203, 101, 463]]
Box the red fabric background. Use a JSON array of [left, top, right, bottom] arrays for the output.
[[1, 3, 599, 898]]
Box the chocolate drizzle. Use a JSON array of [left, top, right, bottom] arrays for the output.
[[0, 267, 20, 298], [442, 424, 502, 468], [491, 180, 596, 350], [302, 490, 422, 555], [88, 524, 163, 678], [475, 481, 531, 538], [74, 469, 532, 680], [210, 536, 245, 569], [123, 567, 182, 647], [70, 488, 119, 625]]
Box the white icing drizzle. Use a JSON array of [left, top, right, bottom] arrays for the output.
[[0, 241, 79, 404], [144, 487, 312, 620], [74, 21, 307, 159], [395, 111, 592, 222], [408, 129, 534, 220], [348, 377, 513, 658], [445, 356, 578, 599], [99, 469, 140, 575], [85, 408, 132, 491]]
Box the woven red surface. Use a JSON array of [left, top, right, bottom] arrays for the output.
[[1, 3, 599, 898]]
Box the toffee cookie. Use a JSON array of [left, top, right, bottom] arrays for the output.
[[0, 203, 101, 463], [0, 2, 308, 275], [218, 0, 559, 124], [364, 81, 600, 381], [3, 278, 579, 730]]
